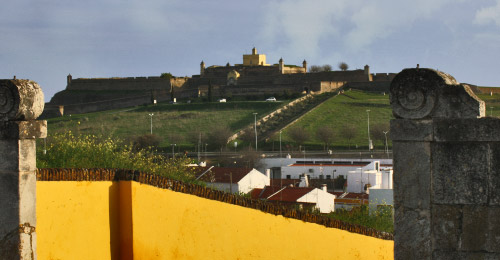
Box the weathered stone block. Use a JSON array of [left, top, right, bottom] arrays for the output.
[[394, 206, 431, 259], [393, 141, 431, 209], [460, 206, 500, 253], [18, 171, 36, 225], [431, 204, 461, 251], [431, 143, 489, 204], [433, 251, 500, 260], [486, 207, 500, 253], [0, 172, 19, 236], [0, 140, 36, 172], [0, 120, 47, 140], [434, 118, 500, 142], [390, 119, 433, 141], [490, 144, 500, 206]]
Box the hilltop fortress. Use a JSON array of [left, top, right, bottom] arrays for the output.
[[46, 48, 396, 115]]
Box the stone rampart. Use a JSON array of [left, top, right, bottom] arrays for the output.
[[390, 68, 499, 259], [67, 76, 174, 91]]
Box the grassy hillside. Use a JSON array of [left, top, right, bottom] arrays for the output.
[[46, 101, 286, 150], [45, 90, 500, 152], [271, 90, 393, 150]]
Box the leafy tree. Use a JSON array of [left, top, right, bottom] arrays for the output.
[[160, 72, 173, 79], [239, 128, 256, 147], [208, 125, 233, 154], [132, 134, 162, 151], [338, 62, 349, 71], [322, 64, 332, 72], [309, 65, 322, 73], [340, 124, 357, 149], [316, 126, 334, 150], [288, 126, 310, 148]]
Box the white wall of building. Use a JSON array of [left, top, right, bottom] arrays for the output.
[[237, 169, 270, 193], [297, 187, 336, 213], [205, 169, 269, 194], [258, 158, 392, 174], [281, 161, 381, 181], [346, 169, 381, 193]]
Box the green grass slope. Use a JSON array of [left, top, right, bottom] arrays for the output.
[[46, 101, 286, 149], [273, 90, 393, 150]]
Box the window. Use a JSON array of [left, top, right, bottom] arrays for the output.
[[326, 175, 331, 179], [319, 175, 324, 179], [286, 175, 291, 179], [308, 169, 314, 173]]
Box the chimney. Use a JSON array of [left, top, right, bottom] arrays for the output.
[[322, 184, 327, 192]]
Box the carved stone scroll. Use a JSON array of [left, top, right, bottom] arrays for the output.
[[0, 80, 44, 121], [390, 68, 485, 119]]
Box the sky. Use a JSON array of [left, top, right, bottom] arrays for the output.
[[1, 0, 500, 102]]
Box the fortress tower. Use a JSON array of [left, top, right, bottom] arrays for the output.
[[303, 60, 308, 73], [243, 47, 269, 66], [200, 61, 205, 76], [279, 58, 284, 73], [364, 65, 373, 81]]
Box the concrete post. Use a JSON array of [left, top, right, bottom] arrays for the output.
[[391, 68, 500, 259], [0, 79, 46, 259]]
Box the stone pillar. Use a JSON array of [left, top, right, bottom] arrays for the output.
[[391, 68, 500, 259], [0, 79, 46, 259]]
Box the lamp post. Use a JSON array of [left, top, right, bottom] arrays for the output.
[[279, 130, 282, 158], [171, 144, 176, 159], [383, 131, 389, 157], [366, 110, 371, 151], [148, 113, 154, 134], [253, 112, 258, 151]]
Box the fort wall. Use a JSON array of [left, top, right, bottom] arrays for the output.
[[67, 76, 184, 91]]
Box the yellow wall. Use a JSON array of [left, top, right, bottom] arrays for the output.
[[37, 181, 394, 260], [37, 181, 116, 260]]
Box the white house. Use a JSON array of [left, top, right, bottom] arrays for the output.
[[367, 169, 394, 212], [280, 161, 382, 181], [251, 185, 336, 213], [259, 158, 392, 179], [195, 167, 270, 194]]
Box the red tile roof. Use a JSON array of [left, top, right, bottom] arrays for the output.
[[253, 186, 315, 202], [194, 167, 253, 183], [250, 188, 263, 199], [330, 192, 369, 200], [269, 178, 301, 187]]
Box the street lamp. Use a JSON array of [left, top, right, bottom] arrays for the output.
[[279, 130, 282, 158], [171, 144, 176, 159], [366, 110, 371, 151], [253, 112, 258, 151], [383, 131, 389, 157], [148, 113, 154, 134]]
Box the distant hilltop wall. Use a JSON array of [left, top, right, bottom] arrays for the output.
[[66, 75, 189, 91]]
